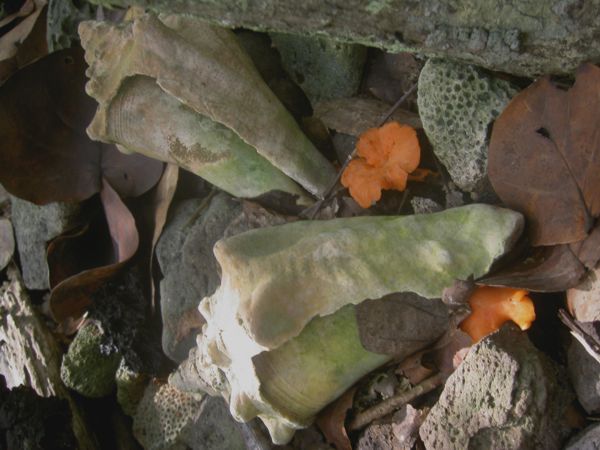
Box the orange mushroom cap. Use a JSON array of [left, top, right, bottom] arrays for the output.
[[341, 122, 420, 208], [459, 286, 536, 342]]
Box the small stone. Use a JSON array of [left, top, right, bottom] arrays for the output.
[[568, 267, 600, 322], [565, 423, 600, 450], [417, 59, 518, 194], [420, 323, 573, 450], [357, 405, 422, 450], [10, 196, 80, 290], [60, 321, 121, 398], [568, 335, 600, 414], [411, 197, 444, 214], [270, 33, 367, 105], [133, 382, 245, 450]]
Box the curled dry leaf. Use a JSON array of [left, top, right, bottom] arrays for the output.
[[49, 179, 139, 328], [459, 286, 536, 342], [341, 122, 420, 208], [0, 47, 163, 205], [489, 63, 600, 249], [479, 244, 586, 292], [316, 387, 356, 450], [0, 0, 47, 83]]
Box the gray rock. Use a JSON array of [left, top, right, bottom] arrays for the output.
[[568, 335, 600, 414], [156, 193, 242, 363], [133, 382, 245, 450], [357, 405, 422, 450], [270, 33, 367, 105], [418, 59, 518, 194], [157, 194, 290, 363], [420, 323, 573, 450], [566, 423, 600, 450], [60, 321, 122, 398], [10, 196, 80, 290], [47, 0, 96, 52]]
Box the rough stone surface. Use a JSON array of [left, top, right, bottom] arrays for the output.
[[566, 423, 600, 450], [115, 358, 149, 417], [568, 335, 600, 414], [157, 195, 290, 363], [87, 0, 600, 78], [133, 382, 245, 450], [418, 59, 517, 193], [420, 324, 573, 450], [10, 196, 80, 290], [60, 321, 122, 398], [357, 405, 422, 450], [568, 267, 600, 322], [0, 218, 14, 271], [156, 194, 242, 362], [270, 33, 366, 104], [47, 0, 96, 52]]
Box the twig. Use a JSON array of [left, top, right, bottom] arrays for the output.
[[558, 308, 600, 364], [316, 83, 419, 208], [348, 371, 445, 431]]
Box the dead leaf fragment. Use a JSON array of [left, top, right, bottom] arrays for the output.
[[355, 292, 449, 356], [341, 122, 421, 208], [0, 218, 14, 270], [316, 387, 356, 450], [49, 179, 139, 327], [0, 47, 163, 204], [479, 244, 586, 292], [0, 0, 47, 84], [489, 64, 600, 247]]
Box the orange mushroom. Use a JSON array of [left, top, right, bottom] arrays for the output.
[[341, 122, 421, 208], [459, 286, 536, 342]]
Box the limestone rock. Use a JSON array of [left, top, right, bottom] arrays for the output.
[[568, 333, 600, 415], [566, 423, 600, 450], [60, 321, 121, 398], [420, 324, 573, 450], [568, 267, 600, 322], [157, 195, 290, 363], [156, 194, 242, 362], [270, 33, 366, 104], [194, 204, 523, 443], [0, 265, 97, 449], [10, 196, 80, 290], [418, 59, 517, 194], [0, 218, 14, 271], [133, 382, 245, 450]]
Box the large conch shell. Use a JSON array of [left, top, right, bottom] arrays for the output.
[[175, 204, 524, 444], [78, 14, 335, 200]]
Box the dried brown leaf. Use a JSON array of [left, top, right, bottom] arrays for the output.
[[489, 64, 600, 247], [316, 387, 356, 450], [479, 244, 585, 292], [49, 179, 139, 328], [0, 1, 47, 84], [0, 47, 163, 204], [355, 292, 449, 356]]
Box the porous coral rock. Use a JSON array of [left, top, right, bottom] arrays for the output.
[[60, 321, 121, 398], [115, 358, 148, 417], [133, 381, 245, 450], [417, 59, 517, 194], [420, 324, 573, 449], [192, 204, 523, 443], [269, 33, 366, 104]]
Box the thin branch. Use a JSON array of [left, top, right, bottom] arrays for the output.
[[558, 308, 600, 364], [348, 372, 445, 431]]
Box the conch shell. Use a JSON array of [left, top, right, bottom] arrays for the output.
[[176, 204, 524, 443], [78, 14, 335, 200]]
